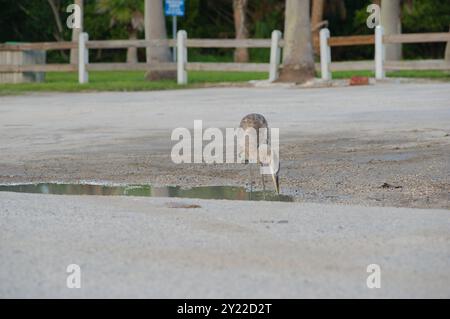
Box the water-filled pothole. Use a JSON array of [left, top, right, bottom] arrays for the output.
[[0, 183, 293, 202]]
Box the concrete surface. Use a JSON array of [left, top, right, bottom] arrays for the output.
[[0, 83, 449, 298], [0, 191, 449, 298], [0, 83, 449, 208]]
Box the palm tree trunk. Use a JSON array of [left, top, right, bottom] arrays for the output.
[[311, 0, 324, 56], [145, 0, 175, 80], [70, 0, 83, 65], [278, 0, 315, 83], [127, 29, 139, 64], [381, 0, 402, 61], [233, 0, 249, 63]]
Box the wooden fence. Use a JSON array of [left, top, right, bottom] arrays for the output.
[[0, 36, 282, 75], [319, 28, 450, 80], [1, 29, 450, 84]]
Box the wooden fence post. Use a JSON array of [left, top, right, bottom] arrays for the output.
[[78, 32, 89, 84], [375, 25, 385, 80], [177, 30, 187, 85], [319, 28, 331, 80], [444, 24, 450, 61], [269, 30, 282, 82]]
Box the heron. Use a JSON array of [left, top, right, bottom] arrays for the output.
[[239, 113, 280, 194]]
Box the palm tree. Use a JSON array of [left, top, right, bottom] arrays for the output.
[[233, 0, 249, 62], [381, 0, 402, 60], [144, 0, 175, 80], [277, 0, 315, 83], [97, 0, 145, 63]]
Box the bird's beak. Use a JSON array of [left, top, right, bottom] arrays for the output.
[[271, 173, 280, 195]]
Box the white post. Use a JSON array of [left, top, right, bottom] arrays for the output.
[[319, 28, 331, 81], [78, 32, 88, 84], [177, 30, 187, 85], [269, 30, 282, 82], [375, 25, 385, 80]]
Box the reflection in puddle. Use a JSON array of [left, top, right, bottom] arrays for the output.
[[0, 183, 293, 202]]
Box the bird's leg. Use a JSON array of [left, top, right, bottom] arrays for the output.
[[261, 172, 266, 191], [248, 164, 254, 198], [261, 173, 266, 200]]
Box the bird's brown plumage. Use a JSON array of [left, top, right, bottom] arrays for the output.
[[239, 113, 269, 147], [239, 113, 268, 131], [239, 113, 280, 194]]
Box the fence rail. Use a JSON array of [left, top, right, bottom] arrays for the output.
[[1, 29, 450, 84], [329, 35, 374, 47], [0, 42, 76, 51], [2, 59, 449, 74], [383, 32, 450, 44], [0, 64, 77, 72], [1, 32, 448, 51], [0, 39, 278, 51], [326, 32, 450, 47], [385, 59, 450, 70]]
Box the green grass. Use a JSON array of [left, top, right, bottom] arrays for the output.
[[0, 69, 448, 95], [385, 70, 450, 79], [331, 69, 450, 80], [0, 71, 267, 95]]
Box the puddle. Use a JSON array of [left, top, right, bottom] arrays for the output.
[[0, 183, 293, 202]]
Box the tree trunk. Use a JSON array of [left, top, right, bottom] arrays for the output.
[[233, 0, 249, 63], [127, 29, 139, 64], [381, 0, 402, 61], [145, 0, 175, 80], [277, 0, 315, 83], [47, 0, 64, 40], [70, 0, 83, 65], [311, 0, 324, 56]]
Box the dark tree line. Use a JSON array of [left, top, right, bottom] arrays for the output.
[[0, 0, 449, 63]]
